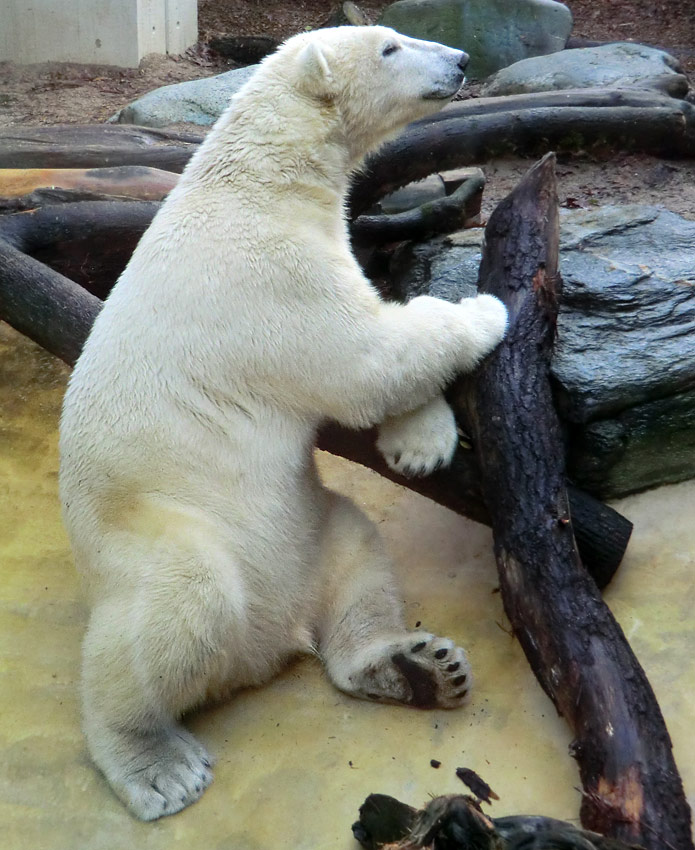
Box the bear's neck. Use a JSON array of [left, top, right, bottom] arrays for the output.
[[184, 84, 358, 209]]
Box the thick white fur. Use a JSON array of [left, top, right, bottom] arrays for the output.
[[59, 26, 507, 820]]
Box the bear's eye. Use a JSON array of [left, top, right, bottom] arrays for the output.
[[382, 43, 400, 57]]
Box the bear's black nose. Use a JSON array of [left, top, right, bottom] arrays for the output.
[[458, 52, 470, 72]]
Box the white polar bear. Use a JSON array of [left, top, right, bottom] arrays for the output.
[[59, 25, 507, 821]]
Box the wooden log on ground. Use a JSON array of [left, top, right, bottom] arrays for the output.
[[0, 238, 631, 587], [0, 239, 100, 365], [0, 125, 203, 172], [458, 152, 692, 849], [316, 424, 630, 590], [419, 88, 694, 124]]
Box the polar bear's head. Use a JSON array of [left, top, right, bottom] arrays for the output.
[[261, 25, 469, 162]]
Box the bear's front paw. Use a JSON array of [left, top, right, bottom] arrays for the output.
[[463, 293, 508, 357], [377, 395, 458, 478]]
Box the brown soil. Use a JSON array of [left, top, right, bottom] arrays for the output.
[[0, 1, 694, 217]]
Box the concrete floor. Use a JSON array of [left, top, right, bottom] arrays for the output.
[[1, 322, 693, 849]]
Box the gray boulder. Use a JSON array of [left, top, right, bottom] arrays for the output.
[[113, 66, 258, 128], [482, 42, 689, 97], [389, 205, 695, 498], [379, 0, 573, 79]]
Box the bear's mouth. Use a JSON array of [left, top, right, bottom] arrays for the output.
[[423, 85, 463, 101], [423, 75, 466, 101]]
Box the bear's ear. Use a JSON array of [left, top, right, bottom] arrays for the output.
[[297, 41, 335, 100]]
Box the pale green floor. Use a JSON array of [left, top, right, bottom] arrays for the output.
[[1, 322, 693, 850]]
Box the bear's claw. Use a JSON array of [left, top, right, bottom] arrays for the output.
[[345, 632, 472, 710], [377, 395, 458, 478]]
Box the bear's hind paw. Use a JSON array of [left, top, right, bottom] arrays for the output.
[[344, 632, 472, 710], [98, 725, 214, 820]]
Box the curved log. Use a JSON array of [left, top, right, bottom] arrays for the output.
[[350, 171, 484, 246], [350, 96, 695, 214], [0, 201, 159, 298], [460, 152, 692, 849]]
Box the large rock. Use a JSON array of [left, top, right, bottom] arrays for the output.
[[379, 0, 573, 79], [113, 66, 258, 128], [389, 205, 695, 498], [481, 43, 690, 97]]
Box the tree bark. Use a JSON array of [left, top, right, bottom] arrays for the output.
[[460, 152, 692, 849]]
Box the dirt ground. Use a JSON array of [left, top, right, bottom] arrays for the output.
[[1, 0, 694, 218]]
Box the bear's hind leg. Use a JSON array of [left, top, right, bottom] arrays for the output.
[[80, 550, 244, 820], [316, 492, 472, 709]]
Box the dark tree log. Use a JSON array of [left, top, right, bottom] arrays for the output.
[[0, 201, 159, 298], [316, 424, 631, 590], [0, 238, 100, 365], [0, 235, 631, 587], [460, 153, 692, 849], [350, 171, 484, 246]]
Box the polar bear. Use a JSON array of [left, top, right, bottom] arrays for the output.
[[59, 25, 507, 820]]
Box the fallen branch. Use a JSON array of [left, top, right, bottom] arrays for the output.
[[458, 152, 692, 849], [316, 424, 630, 590], [0, 238, 100, 365]]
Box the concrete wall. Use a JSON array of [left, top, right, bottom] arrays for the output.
[[0, 0, 198, 67]]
